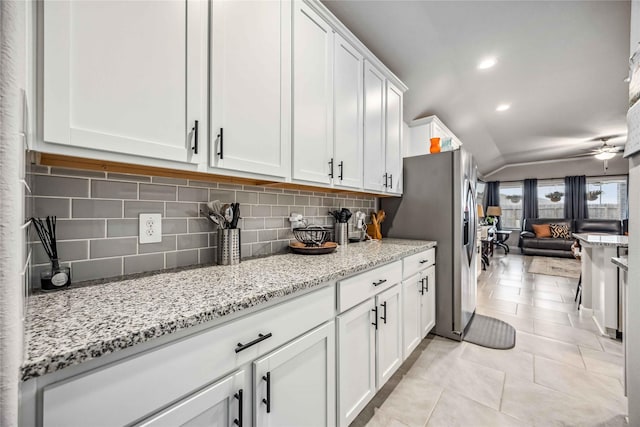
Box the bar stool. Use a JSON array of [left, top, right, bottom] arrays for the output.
[[571, 241, 582, 307]]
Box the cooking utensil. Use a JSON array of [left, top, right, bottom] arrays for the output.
[[208, 200, 222, 215], [230, 203, 240, 229]]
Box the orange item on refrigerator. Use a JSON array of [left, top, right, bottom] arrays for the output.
[[430, 137, 441, 154]]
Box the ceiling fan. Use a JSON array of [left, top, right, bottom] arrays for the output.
[[571, 136, 625, 160]]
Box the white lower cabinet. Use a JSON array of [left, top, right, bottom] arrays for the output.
[[375, 285, 402, 387], [254, 322, 335, 427], [337, 283, 402, 427], [337, 299, 376, 427], [403, 265, 436, 360], [402, 273, 422, 359], [138, 370, 246, 427], [420, 266, 436, 337]]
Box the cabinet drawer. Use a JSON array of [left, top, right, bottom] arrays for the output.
[[338, 261, 401, 313], [403, 248, 435, 279], [42, 285, 334, 427]]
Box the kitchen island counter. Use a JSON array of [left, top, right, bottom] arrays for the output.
[[22, 238, 436, 381]]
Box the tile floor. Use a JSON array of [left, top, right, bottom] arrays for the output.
[[355, 253, 627, 427]]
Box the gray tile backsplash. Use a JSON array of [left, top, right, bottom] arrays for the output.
[[27, 167, 376, 289]]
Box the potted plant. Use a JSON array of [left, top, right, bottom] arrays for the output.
[[506, 195, 521, 203], [545, 191, 564, 203], [587, 190, 602, 201]]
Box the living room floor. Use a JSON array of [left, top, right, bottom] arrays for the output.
[[354, 253, 627, 427]]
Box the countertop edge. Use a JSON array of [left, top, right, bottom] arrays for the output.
[[611, 257, 629, 271]]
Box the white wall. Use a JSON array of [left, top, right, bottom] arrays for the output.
[[482, 156, 629, 182], [625, 2, 639, 424], [0, 1, 27, 426]]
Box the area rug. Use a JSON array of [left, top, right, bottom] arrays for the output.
[[463, 314, 516, 350], [528, 256, 581, 278]]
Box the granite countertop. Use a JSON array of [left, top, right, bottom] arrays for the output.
[[611, 256, 628, 271], [22, 238, 436, 381], [573, 233, 629, 247]]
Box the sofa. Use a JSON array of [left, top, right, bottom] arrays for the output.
[[519, 218, 623, 258]]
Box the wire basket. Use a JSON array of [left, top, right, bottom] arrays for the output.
[[293, 226, 330, 247]]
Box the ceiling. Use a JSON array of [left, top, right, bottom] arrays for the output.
[[322, 0, 631, 175]]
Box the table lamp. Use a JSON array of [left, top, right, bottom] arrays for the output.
[[486, 206, 502, 227], [477, 205, 485, 225]]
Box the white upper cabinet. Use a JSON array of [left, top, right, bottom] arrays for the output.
[[385, 81, 403, 194], [292, 2, 334, 185], [363, 61, 386, 193], [211, 0, 291, 178], [333, 34, 363, 189], [43, 0, 207, 164]]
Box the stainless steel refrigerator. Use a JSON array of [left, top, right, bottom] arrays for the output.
[[381, 149, 478, 341]]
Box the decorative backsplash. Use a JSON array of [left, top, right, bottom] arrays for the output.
[[26, 165, 376, 289]]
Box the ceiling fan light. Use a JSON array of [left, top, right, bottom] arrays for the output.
[[595, 152, 616, 160]]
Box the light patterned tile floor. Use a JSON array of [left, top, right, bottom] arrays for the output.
[[357, 253, 627, 427]]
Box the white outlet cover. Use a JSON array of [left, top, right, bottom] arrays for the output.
[[139, 213, 162, 244]]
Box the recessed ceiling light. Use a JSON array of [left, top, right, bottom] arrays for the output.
[[496, 104, 511, 112], [477, 57, 497, 70]]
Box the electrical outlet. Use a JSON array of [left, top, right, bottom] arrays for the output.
[[139, 213, 162, 244]]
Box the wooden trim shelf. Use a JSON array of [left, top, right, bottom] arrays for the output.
[[36, 152, 395, 198]]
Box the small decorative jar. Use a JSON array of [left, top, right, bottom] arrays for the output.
[[41, 258, 71, 291], [441, 137, 452, 152], [429, 137, 441, 154]]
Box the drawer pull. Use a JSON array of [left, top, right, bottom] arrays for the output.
[[419, 259, 429, 264], [372, 306, 378, 330], [235, 333, 273, 353], [233, 389, 243, 426], [372, 279, 387, 286], [380, 302, 387, 324], [262, 372, 271, 413]]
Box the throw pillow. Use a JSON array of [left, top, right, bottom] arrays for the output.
[[549, 223, 571, 239], [531, 224, 551, 238]]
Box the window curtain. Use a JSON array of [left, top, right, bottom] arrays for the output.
[[564, 175, 588, 220], [522, 178, 538, 222], [483, 181, 501, 230]]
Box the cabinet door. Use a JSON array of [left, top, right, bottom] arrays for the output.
[[137, 370, 245, 427], [385, 81, 403, 194], [376, 284, 402, 387], [43, 0, 206, 164], [421, 266, 436, 337], [363, 61, 386, 193], [333, 34, 363, 189], [402, 273, 422, 360], [337, 300, 376, 427], [292, 2, 334, 184], [211, 0, 290, 178], [254, 322, 335, 427]]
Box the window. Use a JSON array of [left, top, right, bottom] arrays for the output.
[[586, 176, 628, 220], [538, 179, 565, 218], [476, 181, 486, 207], [498, 182, 523, 229]]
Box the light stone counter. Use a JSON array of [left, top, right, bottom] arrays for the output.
[[22, 238, 436, 381], [612, 256, 629, 272]]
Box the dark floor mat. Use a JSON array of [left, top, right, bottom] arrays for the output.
[[463, 314, 516, 349]]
